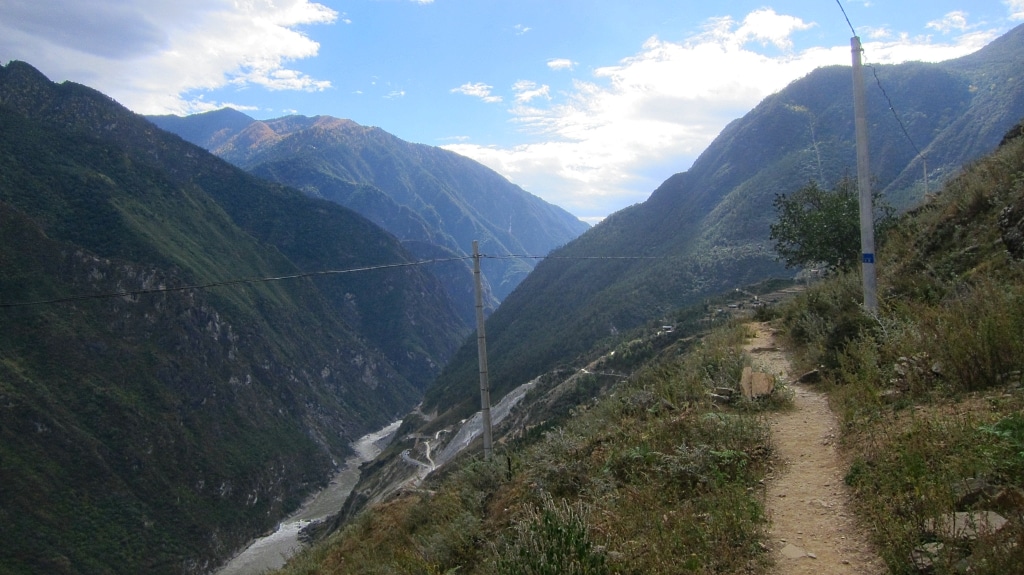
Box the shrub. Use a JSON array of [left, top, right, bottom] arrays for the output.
[[496, 497, 608, 575], [780, 272, 872, 371]]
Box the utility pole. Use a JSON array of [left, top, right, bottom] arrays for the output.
[[851, 36, 878, 313], [472, 241, 493, 460], [923, 156, 929, 196]]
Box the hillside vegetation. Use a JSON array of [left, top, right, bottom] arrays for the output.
[[776, 124, 1024, 574], [149, 109, 590, 317], [275, 316, 788, 575], [0, 61, 467, 574], [424, 24, 1024, 426], [267, 123, 1024, 575]]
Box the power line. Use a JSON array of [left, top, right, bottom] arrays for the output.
[[1, 253, 663, 309], [0, 256, 472, 309], [867, 64, 924, 158], [484, 254, 664, 261], [835, 0, 857, 37], [835, 0, 926, 167]]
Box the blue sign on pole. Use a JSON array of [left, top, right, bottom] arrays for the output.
[[862, 253, 875, 264]]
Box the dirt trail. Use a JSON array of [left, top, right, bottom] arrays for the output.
[[743, 322, 885, 575]]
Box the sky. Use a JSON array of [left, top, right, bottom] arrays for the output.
[[2, 1, 1023, 224]]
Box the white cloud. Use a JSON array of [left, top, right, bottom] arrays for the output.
[[513, 80, 550, 103], [547, 58, 577, 71], [862, 26, 893, 40], [443, 9, 997, 220], [181, 96, 261, 115], [0, 0, 338, 115], [859, 31, 994, 64], [927, 11, 970, 33], [451, 82, 503, 103], [698, 8, 815, 51], [1008, 0, 1024, 20], [514, 24, 532, 35]]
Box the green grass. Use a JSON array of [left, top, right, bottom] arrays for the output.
[[273, 322, 789, 575], [274, 112, 1024, 575], [784, 279, 1024, 574], [772, 130, 1024, 575]]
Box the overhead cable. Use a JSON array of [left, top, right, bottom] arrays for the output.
[[1, 253, 662, 308], [0, 256, 471, 308]]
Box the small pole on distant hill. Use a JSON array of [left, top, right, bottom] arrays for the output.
[[923, 156, 929, 196], [851, 36, 878, 313], [473, 241, 494, 460]]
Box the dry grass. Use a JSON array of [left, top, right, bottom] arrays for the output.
[[772, 130, 1024, 574], [273, 322, 787, 575]]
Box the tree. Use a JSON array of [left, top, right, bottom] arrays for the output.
[[769, 177, 894, 272]]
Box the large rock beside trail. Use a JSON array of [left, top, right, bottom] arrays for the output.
[[925, 511, 1008, 540], [740, 366, 775, 399]]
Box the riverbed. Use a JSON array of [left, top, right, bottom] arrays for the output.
[[214, 420, 402, 575]]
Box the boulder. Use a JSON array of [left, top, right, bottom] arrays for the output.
[[925, 511, 1008, 540], [952, 477, 999, 509], [780, 543, 807, 559], [910, 542, 944, 572], [740, 366, 776, 399]]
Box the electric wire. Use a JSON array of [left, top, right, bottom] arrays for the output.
[[836, 0, 926, 165], [484, 254, 663, 261], [835, 0, 857, 37], [1, 253, 664, 308], [867, 64, 924, 158], [0, 256, 472, 308]]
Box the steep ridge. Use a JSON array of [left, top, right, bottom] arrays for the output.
[[149, 111, 591, 316], [0, 61, 466, 574], [264, 121, 1024, 575], [423, 24, 1024, 420]]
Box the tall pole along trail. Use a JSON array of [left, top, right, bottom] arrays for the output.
[[851, 36, 878, 313], [472, 240, 493, 460]]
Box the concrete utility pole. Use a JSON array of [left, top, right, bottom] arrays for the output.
[[851, 36, 878, 313], [472, 241, 493, 460]]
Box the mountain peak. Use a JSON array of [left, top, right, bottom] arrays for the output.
[[151, 109, 590, 306], [0, 60, 63, 112], [1, 62, 470, 574], [424, 22, 1024, 421], [0, 59, 49, 84], [146, 107, 257, 150], [948, 22, 1024, 68]]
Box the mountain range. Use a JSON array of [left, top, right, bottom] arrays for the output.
[[422, 23, 1024, 420], [0, 61, 470, 574], [148, 109, 590, 323], [4, 21, 1024, 575]]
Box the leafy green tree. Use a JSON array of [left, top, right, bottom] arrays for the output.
[[770, 177, 894, 272]]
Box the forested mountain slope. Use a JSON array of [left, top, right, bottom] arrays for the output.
[[150, 110, 590, 319], [424, 24, 1024, 419], [272, 118, 1024, 575], [0, 61, 466, 575]]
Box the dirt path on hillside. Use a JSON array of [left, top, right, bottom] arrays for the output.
[[744, 322, 886, 575]]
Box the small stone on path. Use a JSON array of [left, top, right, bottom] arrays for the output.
[[781, 543, 807, 559]]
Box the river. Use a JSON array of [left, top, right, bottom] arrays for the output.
[[214, 420, 402, 575]]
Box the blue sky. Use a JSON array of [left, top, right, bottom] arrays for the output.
[[2, 1, 1022, 222]]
